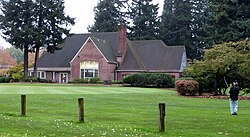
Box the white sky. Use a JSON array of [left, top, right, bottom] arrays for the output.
[[0, 0, 164, 48]]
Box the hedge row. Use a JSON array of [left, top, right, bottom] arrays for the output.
[[122, 73, 175, 88], [69, 77, 101, 84], [0, 77, 12, 83]]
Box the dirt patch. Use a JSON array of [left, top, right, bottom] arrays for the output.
[[177, 94, 250, 100]]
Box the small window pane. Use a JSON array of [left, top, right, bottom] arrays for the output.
[[41, 72, 45, 78], [94, 69, 98, 77], [85, 69, 94, 78]]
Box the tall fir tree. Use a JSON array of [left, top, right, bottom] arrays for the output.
[[161, 0, 194, 58], [0, 0, 36, 79], [0, 0, 74, 79], [207, 0, 250, 44], [128, 0, 160, 40], [190, 0, 211, 59], [32, 0, 75, 77], [88, 0, 128, 32]]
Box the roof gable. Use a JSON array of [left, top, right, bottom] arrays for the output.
[[70, 37, 117, 64], [37, 32, 118, 68]]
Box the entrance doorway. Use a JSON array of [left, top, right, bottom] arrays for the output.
[[60, 73, 68, 83]]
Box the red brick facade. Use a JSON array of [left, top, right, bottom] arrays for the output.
[[70, 39, 117, 81]]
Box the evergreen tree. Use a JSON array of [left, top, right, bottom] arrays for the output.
[[88, 0, 128, 32], [0, 0, 74, 79], [32, 0, 75, 77], [161, 0, 194, 58], [0, 0, 36, 79], [190, 0, 211, 59], [128, 0, 160, 40], [207, 0, 250, 44]]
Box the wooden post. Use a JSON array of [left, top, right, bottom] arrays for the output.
[[21, 95, 26, 116], [159, 103, 166, 132], [78, 98, 84, 122]]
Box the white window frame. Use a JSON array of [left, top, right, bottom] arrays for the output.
[[80, 69, 98, 79], [52, 72, 55, 80], [37, 71, 46, 79], [80, 61, 99, 79], [28, 71, 34, 77]]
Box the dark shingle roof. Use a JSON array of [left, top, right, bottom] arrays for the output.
[[37, 33, 186, 72], [118, 40, 185, 71], [90, 37, 116, 63], [37, 32, 118, 67]]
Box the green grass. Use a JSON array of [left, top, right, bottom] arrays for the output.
[[0, 83, 249, 137]]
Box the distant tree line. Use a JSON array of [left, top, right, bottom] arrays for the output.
[[89, 0, 250, 59]]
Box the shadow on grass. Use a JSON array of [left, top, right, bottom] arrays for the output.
[[0, 113, 28, 117]]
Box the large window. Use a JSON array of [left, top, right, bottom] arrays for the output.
[[80, 61, 99, 79]]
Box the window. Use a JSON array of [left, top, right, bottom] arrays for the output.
[[27, 71, 45, 79], [28, 71, 34, 77], [80, 61, 99, 79], [37, 71, 46, 79]]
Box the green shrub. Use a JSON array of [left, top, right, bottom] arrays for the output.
[[26, 77, 39, 82], [123, 73, 175, 88], [0, 77, 5, 83], [89, 77, 100, 84], [12, 73, 22, 82], [4, 77, 11, 83], [176, 80, 199, 95], [38, 79, 52, 83], [72, 78, 83, 83], [111, 80, 123, 84], [240, 88, 250, 95]]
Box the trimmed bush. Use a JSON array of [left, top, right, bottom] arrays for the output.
[[4, 77, 11, 83], [89, 77, 100, 84], [26, 77, 39, 82], [71, 78, 101, 84], [0, 77, 5, 83], [71, 78, 88, 83], [111, 80, 123, 84], [176, 80, 199, 95], [12, 73, 22, 82], [123, 73, 175, 88]]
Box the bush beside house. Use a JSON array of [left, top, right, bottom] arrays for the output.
[[122, 73, 175, 88]]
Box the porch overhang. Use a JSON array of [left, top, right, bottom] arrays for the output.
[[29, 67, 71, 72]]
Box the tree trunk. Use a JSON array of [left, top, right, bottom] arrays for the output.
[[33, 46, 40, 78], [23, 45, 29, 81], [213, 68, 221, 95]]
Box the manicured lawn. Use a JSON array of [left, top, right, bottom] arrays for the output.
[[0, 83, 249, 137]]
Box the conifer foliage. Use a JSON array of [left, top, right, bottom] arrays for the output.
[[88, 0, 128, 32], [0, 0, 75, 79], [206, 0, 250, 44], [128, 0, 160, 40]]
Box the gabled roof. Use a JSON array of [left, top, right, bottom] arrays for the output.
[[37, 32, 186, 72], [118, 40, 185, 72], [37, 32, 118, 68]]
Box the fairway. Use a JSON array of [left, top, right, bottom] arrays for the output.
[[0, 84, 249, 137]]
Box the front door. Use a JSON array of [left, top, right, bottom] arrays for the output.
[[60, 73, 68, 83]]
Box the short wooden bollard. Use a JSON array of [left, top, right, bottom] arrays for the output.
[[21, 95, 26, 116], [78, 98, 84, 122], [158, 103, 166, 132]]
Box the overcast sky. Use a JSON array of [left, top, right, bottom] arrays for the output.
[[0, 0, 164, 48]]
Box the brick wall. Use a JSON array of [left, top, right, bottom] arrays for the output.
[[70, 39, 116, 81]]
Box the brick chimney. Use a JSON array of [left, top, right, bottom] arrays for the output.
[[117, 24, 127, 64]]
